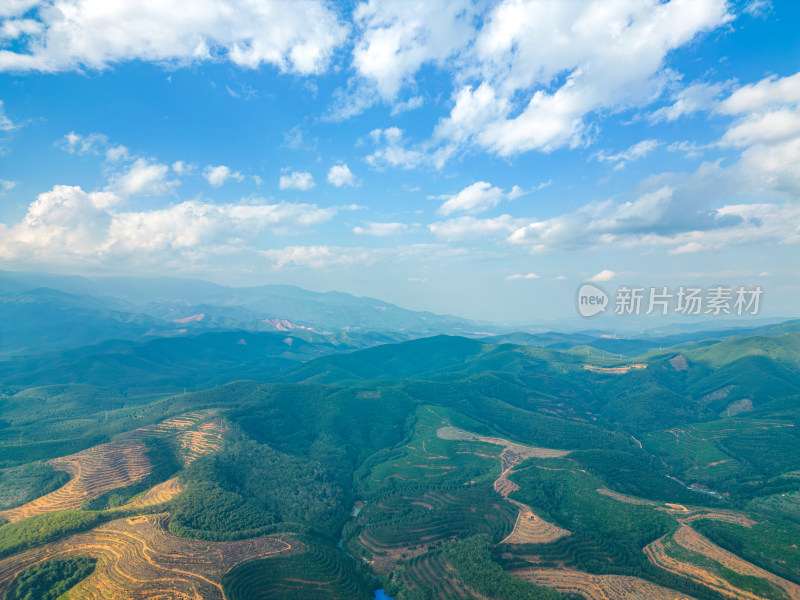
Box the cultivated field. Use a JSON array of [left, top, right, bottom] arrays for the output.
[[645, 524, 800, 600], [501, 498, 570, 545], [514, 567, 699, 600], [177, 417, 228, 466], [401, 549, 480, 599], [129, 476, 182, 508], [0, 410, 228, 524], [0, 440, 150, 523], [0, 513, 297, 600]]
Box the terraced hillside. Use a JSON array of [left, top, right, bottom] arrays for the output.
[[645, 524, 800, 600], [0, 514, 296, 599], [223, 540, 374, 600], [400, 549, 479, 599], [0, 440, 151, 523], [514, 567, 700, 600], [0, 409, 226, 523], [356, 484, 517, 572]]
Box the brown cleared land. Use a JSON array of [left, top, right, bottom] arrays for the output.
[[0, 513, 297, 600], [0, 410, 228, 524], [514, 567, 699, 600], [133, 409, 222, 437], [501, 499, 570, 545], [178, 417, 228, 467], [583, 364, 647, 374], [0, 440, 151, 523], [436, 427, 569, 462], [597, 488, 658, 506], [645, 525, 800, 600], [674, 525, 800, 599], [129, 477, 182, 508]]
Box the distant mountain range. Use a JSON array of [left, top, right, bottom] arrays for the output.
[[0, 270, 497, 358]]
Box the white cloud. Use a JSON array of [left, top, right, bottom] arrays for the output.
[[595, 139, 660, 170], [171, 160, 195, 175], [0, 184, 340, 265], [390, 95, 424, 116], [649, 81, 726, 122], [327, 164, 359, 187], [719, 109, 800, 148], [429, 214, 523, 241], [433, 0, 731, 157], [105, 145, 129, 162], [0, 0, 40, 19], [352, 222, 407, 236], [203, 164, 244, 187], [331, 0, 477, 117], [436, 181, 526, 216], [0, 0, 348, 74], [0, 101, 16, 131], [279, 170, 315, 191], [713, 71, 800, 196], [59, 131, 108, 154], [111, 157, 177, 196], [365, 127, 426, 170], [261, 245, 376, 269], [717, 72, 800, 116], [589, 269, 615, 282], [0, 179, 16, 193], [507, 185, 525, 200], [436, 181, 505, 216], [506, 273, 539, 280]]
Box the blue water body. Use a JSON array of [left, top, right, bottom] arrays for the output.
[[374, 590, 394, 600]]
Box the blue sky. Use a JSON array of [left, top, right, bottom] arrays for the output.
[[1, 0, 799, 322]]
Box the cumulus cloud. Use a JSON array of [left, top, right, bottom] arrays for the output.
[[428, 214, 523, 241], [279, 170, 315, 191], [0, 179, 15, 192], [0, 184, 340, 266], [329, 0, 477, 118], [352, 222, 407, 236], [171, 161, 194, 175], [717, 72, 800, 116], [435, 181, 524, 216], [390, 95, 424, 116], [589, 269, 615, 282], [432, 0, 731, 157], [203, 164, 244, 187], [0, 0, 348, 74], [110, 158, 177, 196], [713, 71, 800, 196], [58, 131, 108, 155], [649, 81, 727, 122], [365, 127, 426, 170], [506, 272, 539, 280], [327, 164, 359, 187]]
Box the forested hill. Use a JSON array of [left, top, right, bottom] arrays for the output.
[[0, 325, 798, 599]]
